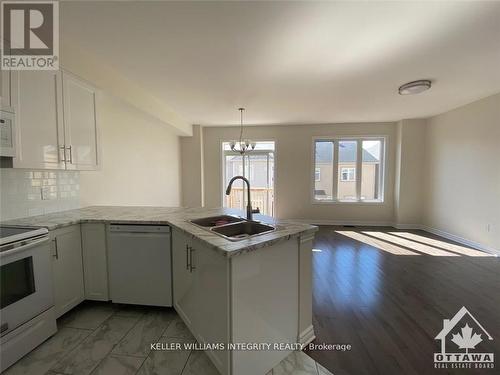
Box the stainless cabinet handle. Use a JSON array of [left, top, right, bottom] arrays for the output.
[[186, 244, 190, 270], [189, 247, 196, 273], [67, 146, 73, 164], [52, 238, 59, 259], [59, 146, 66, 162]]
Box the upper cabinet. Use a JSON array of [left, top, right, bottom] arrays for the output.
[[61, 72, 99, 170], [7, 69, 99, 170], [1, 70, 11, 107], [11, 70, 65, 169]]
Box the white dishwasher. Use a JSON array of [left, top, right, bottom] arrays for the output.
[[108, 224, 172, 307]]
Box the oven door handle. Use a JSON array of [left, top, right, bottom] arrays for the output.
[[0, 236, 50, 258]]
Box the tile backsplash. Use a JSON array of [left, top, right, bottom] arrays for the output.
[[0, 169, 80, 221]]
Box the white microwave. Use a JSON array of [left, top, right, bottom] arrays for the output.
[[0, 109, 15, 157]]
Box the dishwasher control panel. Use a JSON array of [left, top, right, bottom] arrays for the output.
[[108, 224, 170, 233]]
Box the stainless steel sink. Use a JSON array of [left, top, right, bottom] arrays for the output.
[[190, 215, 244, 228], [210, 221, 275, 241]]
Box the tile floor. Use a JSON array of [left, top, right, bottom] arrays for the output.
[[4, 302, 332, 375]]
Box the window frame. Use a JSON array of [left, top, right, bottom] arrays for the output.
[[221, 140, 277, 215], [340, 167, 355, 182], [311, 136, 386, 204], [314, 167, 321, 182]]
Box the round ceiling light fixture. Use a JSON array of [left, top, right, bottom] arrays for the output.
[[398, 80, 432, 95]]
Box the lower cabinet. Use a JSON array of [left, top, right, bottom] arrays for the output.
[[172, 230, 196, 326], [172, 229, 305, 375], [50, 225, 85, 318], [172, 229, 230, 374], [81, 223, 109, 301]]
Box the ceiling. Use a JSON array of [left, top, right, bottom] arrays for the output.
[[60, 1, 500, 126]]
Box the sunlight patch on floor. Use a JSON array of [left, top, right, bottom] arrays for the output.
[[388, 232, 494, 257], [363, 231, 460, 256], [336, 231, 420, 255]]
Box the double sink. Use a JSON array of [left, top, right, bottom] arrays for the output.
[[189, 215, 276, 241]]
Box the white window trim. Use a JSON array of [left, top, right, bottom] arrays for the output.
[[311, 136, 386, 204], [315, 167, 321, 182], [221, 140, 277, 215], [340, 167, 355, 182]]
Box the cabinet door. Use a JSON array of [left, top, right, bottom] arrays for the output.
[[1, 70, 10, 107], [51, 225, 85, 318], [189, 239, 230, 375], [62, 72, 98, 170], [172, 229, 196, 327], [81, 223, 109, 301], [11, 70, 65, 169]]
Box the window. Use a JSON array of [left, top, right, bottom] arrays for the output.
[[313, 140, 333, 201], [222, 141, 275, 216], [337, 140, 357, 201], [313, 138, 385, 203], [340, 167, 355, 181], [361, 140, 383, 201]]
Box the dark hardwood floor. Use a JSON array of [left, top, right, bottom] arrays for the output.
[[305, 226, 500, 375]]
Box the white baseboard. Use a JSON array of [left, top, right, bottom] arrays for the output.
[[298, 325, 316, 346], [291, 219, 393, 227], [422, 226, 499, 256], [391, 223, 424, 230]]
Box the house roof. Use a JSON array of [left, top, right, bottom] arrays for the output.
[[315, 141, 378, 163], [435, 306, 493, 340]]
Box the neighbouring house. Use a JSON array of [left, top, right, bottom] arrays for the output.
[[315, 141, 381, 201]]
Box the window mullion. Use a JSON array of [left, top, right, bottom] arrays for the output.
[[333, 140, 339, 201], [379, 138, 385, 201], [356, 140, 363, 201]]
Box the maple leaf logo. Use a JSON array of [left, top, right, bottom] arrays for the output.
[[451, 323, 483, 353]]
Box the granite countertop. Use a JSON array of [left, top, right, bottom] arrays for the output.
[[1, 206, 318, 257]]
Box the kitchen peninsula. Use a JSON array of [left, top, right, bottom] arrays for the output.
[[2, 206, 317, 375]]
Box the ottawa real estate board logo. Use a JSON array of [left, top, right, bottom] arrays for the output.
[[1, 1, 59, 70], [434, 306, 494, 369]]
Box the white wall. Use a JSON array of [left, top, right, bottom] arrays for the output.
[[61, 42, 191, 136], [200, 122, 397, 224], [79, 93, 181, 207], [394, 119, 426, 226], [180, 125, 204, 207], [423, 93, 500, 251]]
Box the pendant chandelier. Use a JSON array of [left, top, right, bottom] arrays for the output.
[[230, 108, 256, 155]]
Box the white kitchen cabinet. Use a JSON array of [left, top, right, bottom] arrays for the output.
[[61, 72, 99, 170], [172, 229, 197, 327], [5, 69, 98, 170], [1, 70, 11, 107], [51, 225, 85, 318], [189, 236, 230, 374], [172, 229, 230, 374], [10, 70, 65, 169], [81, 223, 109, 301], [172, 229, 306, 375]]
